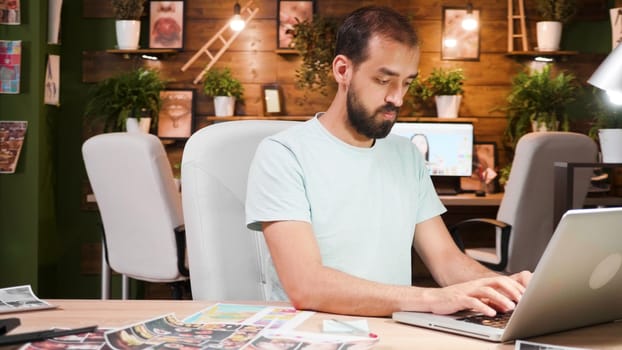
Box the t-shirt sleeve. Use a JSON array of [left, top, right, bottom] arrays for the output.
[[413, 149, 447, 224], [246, 137, 311, 231]]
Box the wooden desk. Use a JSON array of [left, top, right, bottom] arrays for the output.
[[5, 300, 622, 349], [439, 192, 503, 207]]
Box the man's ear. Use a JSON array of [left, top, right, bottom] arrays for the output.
[[332, 55, 351, 84]]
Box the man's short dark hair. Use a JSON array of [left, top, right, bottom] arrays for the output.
[[335, 6, 419, 66]]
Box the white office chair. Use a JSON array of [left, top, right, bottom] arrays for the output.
[[450, 132, 598, 273], [82, 132, 189, 299], [181, 120, 300, 300]]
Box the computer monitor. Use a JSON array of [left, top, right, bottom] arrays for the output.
[[390, 122, 473, 194]]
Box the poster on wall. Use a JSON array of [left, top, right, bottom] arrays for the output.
[[48, 0, 63, 44], [611, 8, 622, 49], [0, 121, 28, 174], [44, 55, 60, 106], [0, 40, 21, 94], [149, 0, 184, 49], [0, 0, 20, 25]]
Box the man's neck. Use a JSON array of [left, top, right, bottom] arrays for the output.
[[318, 101, 375, 148]]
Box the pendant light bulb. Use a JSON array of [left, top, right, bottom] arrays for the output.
[[229, 2, 245, 31], [461, 3, 478, 31]]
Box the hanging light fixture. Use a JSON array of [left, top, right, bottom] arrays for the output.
[[229, 1, 245, 32], [588, 44, 622, 105], [461, 2, 478, 31]]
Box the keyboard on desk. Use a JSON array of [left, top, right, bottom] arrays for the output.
[[457, 311, 513, 329]]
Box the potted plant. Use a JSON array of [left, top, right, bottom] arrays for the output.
[[535, 0, 577, 51], [503, 65, 578, 149], [289, 15, 339, 96], [408, 67, 465, 118], [111, 0, 144, 49], [202, 68, 244, 117], [84, 67, 166, 133], [588, 88, 622, 163]]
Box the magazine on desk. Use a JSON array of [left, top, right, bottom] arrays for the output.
[[0, 285, 57, 314], [17, 303, 378, 350]]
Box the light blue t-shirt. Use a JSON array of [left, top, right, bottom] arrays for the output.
[[245, 116, 446, 299]]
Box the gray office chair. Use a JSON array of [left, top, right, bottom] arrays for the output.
[[450, 132, 598, 273], [181, 120, 300, 301], [82, 132, 189, 299]]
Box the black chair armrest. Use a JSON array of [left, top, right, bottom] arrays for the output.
[[448, 218, 511, 271], [174, 225, 190, 277]]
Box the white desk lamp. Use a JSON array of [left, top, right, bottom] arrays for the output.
[[588, 44, 622, 105]]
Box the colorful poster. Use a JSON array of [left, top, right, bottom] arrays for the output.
[[0, 0, 20, 25], [0, 40, 21, 94], [44, 54, 60, 106], [0, 121, 27, 174]]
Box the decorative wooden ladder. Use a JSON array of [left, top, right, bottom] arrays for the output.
[[181, 0, 259, 84], [507, 0, 529, 52]]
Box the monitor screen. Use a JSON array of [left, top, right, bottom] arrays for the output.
[[390, 122, 473, 177]]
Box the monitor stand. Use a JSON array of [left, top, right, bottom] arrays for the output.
[[432, 176, 462, 196]]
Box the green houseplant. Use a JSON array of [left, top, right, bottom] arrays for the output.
[[408, 67, 465, 118], [504, 65, 578, 148], [111, 0, 144, 20], [111, 0, 144, 49], [202, 68, 244, 117], [289, 15, 338, 96], [534, 0, 577, 51], [84, 67, 166, 133]]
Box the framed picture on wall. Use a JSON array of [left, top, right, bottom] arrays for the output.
[[149, 0, 185, 49], [441, 7, 480, 61], [460, 142, 497, 193], [277, 0, 315, 50], [157, 89, 195, 139], [262, 84, 284, 116]]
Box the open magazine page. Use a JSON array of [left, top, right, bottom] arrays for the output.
[[0, 285, 56, 314]]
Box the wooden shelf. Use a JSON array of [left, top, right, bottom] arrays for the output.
[[505, 50, 579, 59], [205, 116, 312, 122], [275, 49, 299, 55], [397, 117, 478, 124], [204, 116, 478, 123], [106, 49, 178, 59]]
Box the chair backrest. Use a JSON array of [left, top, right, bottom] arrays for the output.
[[82, 132, 186, 282], [181, 120, 300, 301], [498, 131, 598, 273]]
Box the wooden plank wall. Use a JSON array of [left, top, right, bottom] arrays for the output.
[[82, 0, 608, 167]]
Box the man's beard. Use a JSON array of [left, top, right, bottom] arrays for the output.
[[346, 87, 399, 140]]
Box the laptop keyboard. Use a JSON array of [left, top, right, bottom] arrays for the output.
[[457, 311, 513, 329]]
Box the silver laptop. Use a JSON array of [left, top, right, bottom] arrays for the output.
[[393, 207, 622, 342]]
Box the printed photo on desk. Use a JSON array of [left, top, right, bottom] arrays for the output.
[[0, 285, 56, 314], [157, 89, 195, 139], [460, 142, 497, 193]]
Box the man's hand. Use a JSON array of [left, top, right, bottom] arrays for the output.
[[420, 274, 529, 317]]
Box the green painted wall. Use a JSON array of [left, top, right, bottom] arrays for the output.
[[0, 0, 51, 292]]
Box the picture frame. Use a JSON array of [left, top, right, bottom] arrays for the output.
[[441, 7, 480, 61], [262, 84, 284, 116], [157, 89, 195, 139], [277, 0, 315, 50], [149, 0, 185, 50], [460, 142, 497, 193]]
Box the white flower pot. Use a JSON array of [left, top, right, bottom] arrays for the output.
[[536, 21, 562, 52], [598, 129, 622, 163], [126, 117, 151, 133], [115, 20, 141, 50], [214, 96, 236, 117], [435, 95, 462, 118]]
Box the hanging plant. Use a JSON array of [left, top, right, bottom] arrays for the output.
[[289, 15, 339, 96]]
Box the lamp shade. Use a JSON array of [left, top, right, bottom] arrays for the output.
[[588, 44, 622, 94]]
